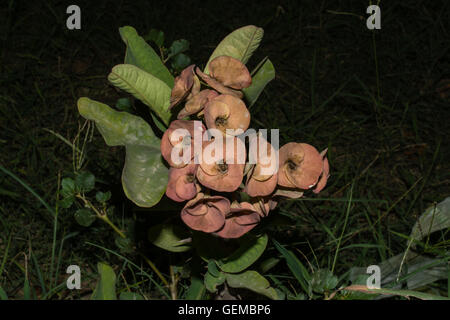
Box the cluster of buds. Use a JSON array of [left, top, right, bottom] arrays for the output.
[[160, 55, 330, 239]]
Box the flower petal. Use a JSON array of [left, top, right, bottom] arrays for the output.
[[209, 56, 252, 89]]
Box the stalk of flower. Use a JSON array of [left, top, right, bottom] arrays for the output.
[[180, 193, 230, 233], [160, 120, 205, 168], [215, 202, 261, 239], [278, 142, 324, 191], [203, 94, 251, 135], [196, 136, 246, 192], [165, 164, 200, 202]]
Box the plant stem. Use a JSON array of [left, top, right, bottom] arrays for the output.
[[76, 194, 126, 238]]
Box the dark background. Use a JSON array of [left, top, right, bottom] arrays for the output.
[[0, 0, 449, 299]]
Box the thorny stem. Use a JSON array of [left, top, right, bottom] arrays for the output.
[[75, 194, 126, 239]]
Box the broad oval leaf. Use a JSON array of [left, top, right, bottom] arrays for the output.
[[108, 64, 172, 125], [75, 171, 95, 193], [119, 26, 174, 88], [122, 145, 168, 208], [91, 262, 117, 300], [218, 234, 268, 273], [148, 223, 191, 252], [225, 270, 280, 300], [77, 97, 168, 207], [74, 208, 96, 227], [243, 58, 275, 107], [77, 97, 160, 147], [204, 25, 264, 74]]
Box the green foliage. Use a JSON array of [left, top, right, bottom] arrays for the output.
[[204, 270, 226, 293], [119, 292, 145, 300], [0, 287, 7, 300], [77, 97, 168, 207], [185, 276, 205, 300], [310, 269, 338, 294], [75, 171, 95, 193], [243, 58, 275, 107], [148, 224, 192, 252], [115, 97, 133, 113], [225, 270, 280, 300], [59, 177, 76, 208], [91, 262, 117, 300], [74, 208, 96, 227], [95, 191, 111, 203], [273, 239, 312, 296], [171, 53, 191, 73], [168, 39, 190, 59], [119, 26, 174, 88], [218, 234, 268, 273], [107, 64, 172, 126], [144, 28, 165, 48]]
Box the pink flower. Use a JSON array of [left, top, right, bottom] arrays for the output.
[[181, 193, 230, 233]]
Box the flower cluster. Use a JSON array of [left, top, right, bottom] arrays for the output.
[[160, 55, 330, 239]]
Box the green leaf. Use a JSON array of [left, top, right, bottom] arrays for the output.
[[74, 208, 96, 227], [225, 270, 280, 300], [77, 98, 168, 208], [0, 287, 7, 300], [273, 239, 311, 295], [115, 97, 133, 113], [61, 177, 75, 194], [96, 191, 111, 203], [204, 270, 226, 293], [204, 25, 264, 74], [171, 53, 191, 72], [108, 64, 172, 125], [310, 269, 338, 294], [218, 234, 268, 273], [75, 171, 95, 193], [60, 178, 76, 208], [58, 194, 74, 209], [23, 278, 31, 300], [77, 97, 160, 148], [185, 276, 205, 300], [122, 145, 168, 207], [148, 224, 191, 252], [243, 58, 275, 107], [91, 262, 117, 300], [207, 260, 220, 277], [258, 257, 280, 274], [119, 292, 144, 300], [144, 28, 165, 48], [119, 26, 173, 88], [168, 39, 190, 58]]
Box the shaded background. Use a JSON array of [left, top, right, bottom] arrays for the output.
[[0, 0, 449, 299]]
